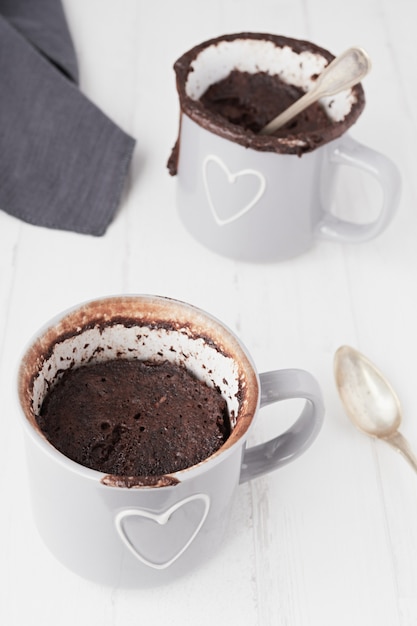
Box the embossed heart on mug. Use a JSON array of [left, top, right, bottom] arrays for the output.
[[203, 154, 266, 226], [114, 493, 210, 570]]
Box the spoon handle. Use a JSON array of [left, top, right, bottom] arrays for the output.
[[259, 89, 319, 135], [383, 431, 417, 474], [260, 47, 371, 135]]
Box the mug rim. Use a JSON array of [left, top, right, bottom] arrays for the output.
[[17, 294, 260, 490], [173, 31, 366, 156]]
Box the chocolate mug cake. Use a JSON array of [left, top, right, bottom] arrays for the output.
[[37, 358, 230, 477]]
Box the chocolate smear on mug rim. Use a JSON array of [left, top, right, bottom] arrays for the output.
[[101, 474, 180, 489], [168, 32, 366, 174]]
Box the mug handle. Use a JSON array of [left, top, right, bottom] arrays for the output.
[[239, 369, 324, 484], [317, 135, 401, 242]]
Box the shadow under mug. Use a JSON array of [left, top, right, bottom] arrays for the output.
[[17, 295, 324, 587], [170, 33, 401, 262]]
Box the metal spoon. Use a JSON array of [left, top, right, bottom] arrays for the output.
[[334, 345, 417, 473], [260, 46, 371, 135]]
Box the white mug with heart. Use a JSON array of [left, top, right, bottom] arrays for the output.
[[17, 295, 324, 587], [168, 33, 401, 262]]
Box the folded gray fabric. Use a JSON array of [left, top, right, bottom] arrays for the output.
[[0, 0, 135, 235], [0, 0, 78, 81]]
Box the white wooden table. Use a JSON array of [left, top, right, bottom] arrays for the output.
[[1, 1, 417, 624]]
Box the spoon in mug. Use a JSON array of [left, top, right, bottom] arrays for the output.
[[334, 345, 417, 473], [260, 46, 371, 135]]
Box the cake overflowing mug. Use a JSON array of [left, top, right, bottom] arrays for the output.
[[18, 295, 324, 587], [168, 32, 401, 262]]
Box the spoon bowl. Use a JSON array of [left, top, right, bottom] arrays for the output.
[[334, 345, 417, 473]]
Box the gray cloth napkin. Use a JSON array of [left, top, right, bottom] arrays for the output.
[[0, 0, 136, 236]]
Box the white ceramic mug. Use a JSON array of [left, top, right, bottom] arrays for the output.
[[18, 295, 324, 587], [169, 33, 401, 262]]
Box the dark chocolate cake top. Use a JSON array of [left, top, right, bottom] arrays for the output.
[[37, 359, 230, 478]]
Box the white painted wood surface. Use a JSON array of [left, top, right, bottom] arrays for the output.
[[1, 1, 417, 624]]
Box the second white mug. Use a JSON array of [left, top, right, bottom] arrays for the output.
[[169, 33, 401, 262]]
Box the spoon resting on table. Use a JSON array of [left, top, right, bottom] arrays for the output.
[[260, 46, 371, 135], [334, 345, 417, 473]]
